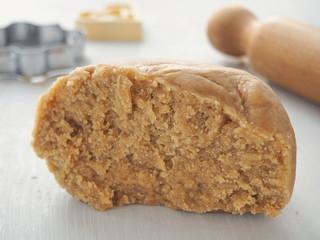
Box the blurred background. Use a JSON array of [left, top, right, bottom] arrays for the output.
[[2, 0, 320, 64]]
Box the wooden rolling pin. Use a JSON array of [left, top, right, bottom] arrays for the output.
[[207, 6, 320, 104]]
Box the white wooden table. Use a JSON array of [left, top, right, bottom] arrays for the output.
[[1, 0, 320, 239]]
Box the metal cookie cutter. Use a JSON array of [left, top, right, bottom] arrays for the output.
[[0, 23, 85, 82]]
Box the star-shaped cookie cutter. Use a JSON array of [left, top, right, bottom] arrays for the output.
[[0, 23, 85, 82]]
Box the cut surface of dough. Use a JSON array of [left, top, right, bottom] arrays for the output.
[[33, 60, 296, 217]]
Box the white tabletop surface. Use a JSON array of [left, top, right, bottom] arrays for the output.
[[1, 0, 320, 239]]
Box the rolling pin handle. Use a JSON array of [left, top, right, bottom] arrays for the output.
[[207, 6, 259, 56]]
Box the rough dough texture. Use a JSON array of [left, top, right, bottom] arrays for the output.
[[32, 60, 296, 217]]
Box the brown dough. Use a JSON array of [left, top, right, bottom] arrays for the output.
[[32, 60, 296, 217]]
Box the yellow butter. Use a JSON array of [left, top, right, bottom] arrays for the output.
[[76, 4, 143, 41]]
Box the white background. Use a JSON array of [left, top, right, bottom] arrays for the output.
[[1, 0, 320, 239]]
